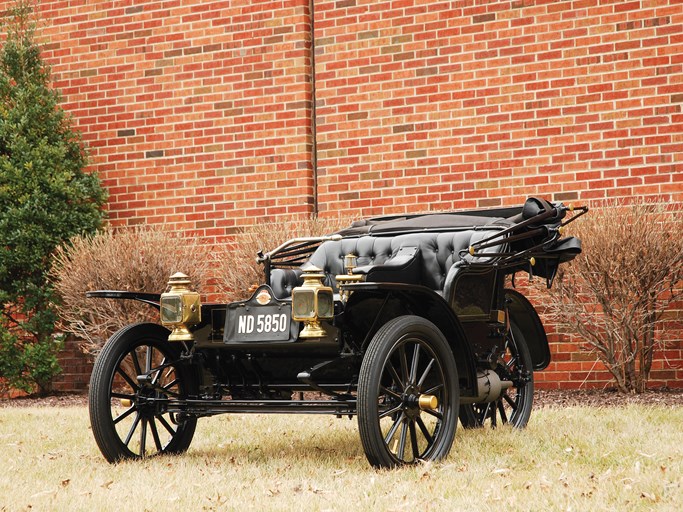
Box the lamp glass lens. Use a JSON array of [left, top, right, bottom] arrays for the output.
[[160, 295, 183, 324], [317, 290, 334, 319], [292, 289, 315, 320]]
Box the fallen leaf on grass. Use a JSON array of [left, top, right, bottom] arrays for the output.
[[308, 485, 328, 495], [640, 492, 658, 503], [539, 476, 552, 491]]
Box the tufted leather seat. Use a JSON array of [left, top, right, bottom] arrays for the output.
[[270, 229, 505, 299]]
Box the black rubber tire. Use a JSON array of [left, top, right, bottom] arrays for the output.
[[89, 323, 198, 463], [459, 321, 534, 429], [357, 315, 459, 468]]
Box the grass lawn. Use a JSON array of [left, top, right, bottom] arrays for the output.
[[0, 403, 681, 511]]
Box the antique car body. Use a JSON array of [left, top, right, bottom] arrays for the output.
[[87, 197, 585, 468]]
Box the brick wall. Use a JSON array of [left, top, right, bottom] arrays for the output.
[[314, 0, 683, 214], [40, 0, 317, 240], [52, 337, 94, 394], [26, 0, 683, 391]]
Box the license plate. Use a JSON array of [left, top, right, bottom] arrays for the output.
[[226, 304, 292, 342]]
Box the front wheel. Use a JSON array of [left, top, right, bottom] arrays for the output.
[[89, 323, 198, 463], [357, 316, 459, 468]]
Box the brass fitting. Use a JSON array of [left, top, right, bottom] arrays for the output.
[[292, 266, 334, 339], [418, 394, 438, 411], [160, 272, 201, 342], [336, 253, 363, 301]]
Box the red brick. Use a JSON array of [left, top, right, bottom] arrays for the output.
[[28, 0, 683, 390]]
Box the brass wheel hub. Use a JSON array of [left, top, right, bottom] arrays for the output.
[[418, 394, 438, 411], [401, 386, 438, 419]]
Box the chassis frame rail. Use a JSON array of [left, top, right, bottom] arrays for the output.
[[147, 397, 358, 417]]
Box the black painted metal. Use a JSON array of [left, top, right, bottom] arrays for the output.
[[85, 290, 161, 309], [153, 397, 358, 416]]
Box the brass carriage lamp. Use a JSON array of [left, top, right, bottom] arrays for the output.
[[292, 266, 334, 338], [160, 272, 202, 342], [344, 253, 358, 274], [336, 253, 363, 301]]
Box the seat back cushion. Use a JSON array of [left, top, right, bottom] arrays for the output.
[[270, 229, 505, 298]]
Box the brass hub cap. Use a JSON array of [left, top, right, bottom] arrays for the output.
[[401, 386, 438, 419], [418, 394, 438, 411]]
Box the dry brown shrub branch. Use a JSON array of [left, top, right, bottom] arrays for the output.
[[50, 227, 212, 355], [213, 215, 355, 303], [548, 199, 683, 393], [50, 216, 355, 354]]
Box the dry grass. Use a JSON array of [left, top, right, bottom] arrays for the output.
[[1, 404, 681, 511]]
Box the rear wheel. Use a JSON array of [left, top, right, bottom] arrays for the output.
[[459, 322, 533, 429], [89, 323, 198, 462], [357, 316, 459, 468]]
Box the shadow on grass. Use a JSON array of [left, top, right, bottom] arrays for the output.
[[181, 417, 507, 468], [184, 416, 367, 467]]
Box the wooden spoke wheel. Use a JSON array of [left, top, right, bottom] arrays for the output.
[[358, 316, 459, 468], [89, 323, 197, 462], [459, 322, 534, 429]]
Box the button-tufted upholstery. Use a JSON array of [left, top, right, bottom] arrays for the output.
[[269, 229, 504, 299]]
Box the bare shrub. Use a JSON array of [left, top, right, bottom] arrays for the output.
[[214, 215, 354, 302], [548, 199, 683, 393], [51, 227, 212, 355]]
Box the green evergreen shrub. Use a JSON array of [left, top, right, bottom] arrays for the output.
[[0, 2, 106, 394]]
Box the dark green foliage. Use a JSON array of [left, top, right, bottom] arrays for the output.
[[0, 2, 106, 394]]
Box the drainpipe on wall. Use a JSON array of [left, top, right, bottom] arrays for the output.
[[309, 0, 318, 217]]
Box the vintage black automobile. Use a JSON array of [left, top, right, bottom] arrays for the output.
[[87, 197, 585, 468]]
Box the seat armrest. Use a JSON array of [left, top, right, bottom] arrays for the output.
[[270, 268, 302, 299], [353, 246, 420, 285]]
